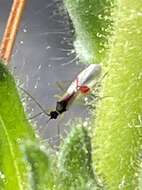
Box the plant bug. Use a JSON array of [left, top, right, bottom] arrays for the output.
[[20, 64, 101, 123]]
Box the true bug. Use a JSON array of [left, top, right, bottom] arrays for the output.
[[20, 64, 101, 122]]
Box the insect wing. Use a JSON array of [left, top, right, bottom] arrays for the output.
[[67, 64, 101, 95], [66, 80, 77, 95], [77, 64, 101, 86]]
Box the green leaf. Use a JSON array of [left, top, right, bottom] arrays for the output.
[[92, 0, 142, 189], [23, 142, 56, 190], [138, 162, 142, 190], [0, 61, 35, 190], [64, 0, 115, 64], [58, 123, 101, 190]]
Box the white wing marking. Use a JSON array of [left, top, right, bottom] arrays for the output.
[[67, 64, 101, 95]]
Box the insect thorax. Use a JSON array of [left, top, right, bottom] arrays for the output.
[[56, 100, 68, 114]]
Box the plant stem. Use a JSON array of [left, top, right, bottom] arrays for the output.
[[0, 0, 27, 64]]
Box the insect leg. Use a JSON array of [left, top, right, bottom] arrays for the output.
[[57, 113, 64, 146], [19, 86, 50, 117]]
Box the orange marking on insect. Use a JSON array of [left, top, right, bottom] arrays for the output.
[[79, 85, 90, 94], [76, 77, 90, 94]]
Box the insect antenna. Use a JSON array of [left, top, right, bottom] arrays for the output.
[[29, 112, 43, 120], [19, 86, 50, 118]]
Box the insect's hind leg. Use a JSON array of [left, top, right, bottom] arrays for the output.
[[56, 114, 65, 147]]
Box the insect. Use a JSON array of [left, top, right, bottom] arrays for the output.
[[20, 64, 101, 122]]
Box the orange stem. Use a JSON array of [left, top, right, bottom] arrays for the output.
[[0, 0, 27, 64]]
